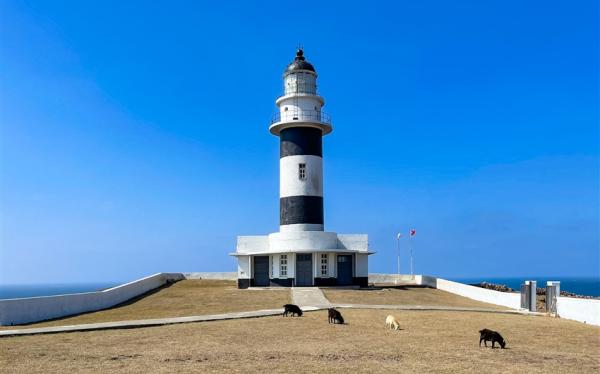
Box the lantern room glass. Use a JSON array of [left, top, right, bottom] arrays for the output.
[[284, 72, 316, 95]]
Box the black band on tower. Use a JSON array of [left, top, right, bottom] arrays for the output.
[[280, 196, 324, 225], [280, 127, 322, 158]]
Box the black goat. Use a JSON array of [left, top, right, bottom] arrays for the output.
[[479, 328, 506, 349], [328, 308, 344, 324], [283, 304, 303, 317]]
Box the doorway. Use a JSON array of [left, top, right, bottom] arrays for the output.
[[253, 256, 270, 286], [296, 254, 313, 286], [337, 255, 353, 285]]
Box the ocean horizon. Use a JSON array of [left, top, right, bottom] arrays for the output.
[[449, 276, 600, 297], [0, 282, 121, 300], [0, 276, 598, 300]]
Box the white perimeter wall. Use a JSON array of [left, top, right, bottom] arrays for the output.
[[0, 273, 184, 326], [434, 278, 521, 309], [556, 296, 600, 326], [368, 274, 420, 285], [369, 274, 521, 309], [184, 272, 237, 280]]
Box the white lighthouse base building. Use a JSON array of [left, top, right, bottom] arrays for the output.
[[232, 231, 371, 288]]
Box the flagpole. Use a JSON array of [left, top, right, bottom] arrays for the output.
[[396, 233, 401, 285], [409, 229, 416, 280], [409, 233, 413, 279]]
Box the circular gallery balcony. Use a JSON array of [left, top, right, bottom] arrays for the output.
[[269, 110, 332, 136]]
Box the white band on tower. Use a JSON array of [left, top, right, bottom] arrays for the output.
[[280, 155, 323, 198]]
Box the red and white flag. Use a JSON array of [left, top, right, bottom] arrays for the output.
[[410, 229, 416, 237]]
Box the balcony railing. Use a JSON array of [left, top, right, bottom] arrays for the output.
[[271, 110, 331, 125]]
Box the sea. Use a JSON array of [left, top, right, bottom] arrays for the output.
[[0, 283, 120, 300], [449, 277, 600, 297]]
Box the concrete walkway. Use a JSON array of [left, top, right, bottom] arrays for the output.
[[291, 287, 331, 308], [0, 308, 294, 337], [0, 304, 541, 338]]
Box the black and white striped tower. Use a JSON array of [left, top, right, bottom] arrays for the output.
[[269, 49, 332, 232]]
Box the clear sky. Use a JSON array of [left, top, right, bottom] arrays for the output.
[[1, 1, 598, 284]]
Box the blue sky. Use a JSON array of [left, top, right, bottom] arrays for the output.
[[1, 0, 598, 284]]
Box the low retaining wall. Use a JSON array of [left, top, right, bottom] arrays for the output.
[[368, 274, 420, 284], [0, 273, 184, 326], [183, 272, 237, 280], [434, 278, 521, 309], [368, 274, 520, 309], [556, 296, 600, 326]]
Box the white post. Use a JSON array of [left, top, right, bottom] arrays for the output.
[[546, 281, 560, 315], [529, 280, 537, 312]]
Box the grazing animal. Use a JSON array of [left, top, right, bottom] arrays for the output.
[[479, 329, 506, 349], [328, 308, 344, 324], [385, 315, 400, 330], [283, 304, 303, 317]]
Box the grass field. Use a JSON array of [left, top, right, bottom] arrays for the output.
[[3, 280, 290, 329], [1, 308, 598, 373], [323, 287, 505, 309], [4, 284, 509, 330]]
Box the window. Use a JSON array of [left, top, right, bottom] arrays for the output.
[[280, 255, 288, 277], [321, 254, 328, 276], [299, 163, 306, 180]]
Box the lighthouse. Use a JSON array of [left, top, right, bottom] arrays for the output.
[[232, 49, 372, 288], [271, 49, 330, 232]]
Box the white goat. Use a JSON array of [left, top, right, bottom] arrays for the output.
[[385, 315, 400, 331]]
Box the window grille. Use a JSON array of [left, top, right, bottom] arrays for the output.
[[280, 255, 288, 277], [299, 163, 306, 180], [320, 254, 328, 276]]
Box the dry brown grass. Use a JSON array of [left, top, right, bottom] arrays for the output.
[[4, 280, 290, 329], [323, 287, 506, 309], [1, 309, 598, 373]]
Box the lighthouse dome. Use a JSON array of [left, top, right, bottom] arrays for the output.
[[284, 49, 315, 74]]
